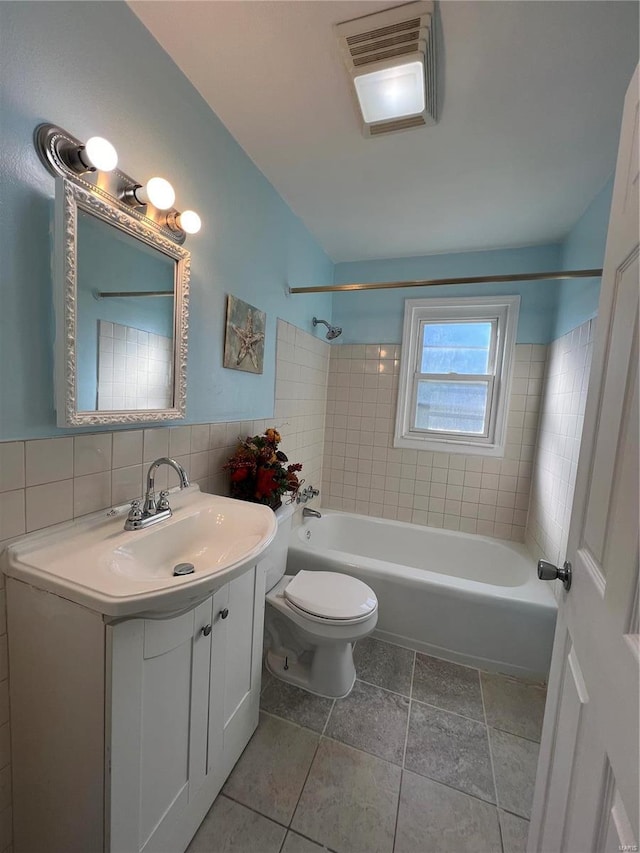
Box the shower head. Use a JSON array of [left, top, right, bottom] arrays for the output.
[[312, 317, 342, 340]]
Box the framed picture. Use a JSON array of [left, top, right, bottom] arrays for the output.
[[223, 295, 266, 374]]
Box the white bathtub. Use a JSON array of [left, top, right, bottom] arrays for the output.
[[287, 510, 557, 681]]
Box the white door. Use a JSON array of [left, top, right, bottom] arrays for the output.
[[528, 67, 639, 852]]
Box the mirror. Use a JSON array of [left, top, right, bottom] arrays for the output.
[[54, 179, 190, 426]]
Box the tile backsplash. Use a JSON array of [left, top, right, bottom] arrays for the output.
[[322, 342, 547, 542], [0, 325, 328, 544]]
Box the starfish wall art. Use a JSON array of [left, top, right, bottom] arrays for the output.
[[223, 295, 266, 374]]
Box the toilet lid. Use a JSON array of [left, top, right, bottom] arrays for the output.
[[284, 571, 377, 621]]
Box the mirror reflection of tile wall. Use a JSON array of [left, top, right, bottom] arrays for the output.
[[97, 320, 173, 411]]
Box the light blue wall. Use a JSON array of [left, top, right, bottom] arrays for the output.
[[554, 176, 614, 339], [332, 244, 563, 345], [0, 1, 332, 441]]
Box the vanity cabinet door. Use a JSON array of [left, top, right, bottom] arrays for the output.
[[108, 598, 214, 853], [207, 563, 266, 779]]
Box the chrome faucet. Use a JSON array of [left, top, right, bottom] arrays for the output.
[[302, 507, 321, 519], [124, 457, 190, 531]]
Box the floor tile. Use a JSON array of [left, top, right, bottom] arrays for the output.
[[405, 701, 495, 803], [281, 830, 328, 852], [412, 654, 484, 721], [325, 679, 409, 765], [490, 728, 539, 819], [261, 678, 334, 733], [481, 672, 547, 741], [395, 770, 502, 853], [291, 738, 400, 853], [222, 714, 318, 825], [499, 809, 531, 853], [186, 795, 286, 853], [352, 637, 414, 695]]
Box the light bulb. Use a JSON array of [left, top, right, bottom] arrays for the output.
[[179, 210, 201, 234], [144, 177, 175, 210], [83, 136, 118, 172]]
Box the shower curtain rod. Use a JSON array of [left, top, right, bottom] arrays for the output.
[[288, 268, 603, 295], [94, 290, 174, 299]]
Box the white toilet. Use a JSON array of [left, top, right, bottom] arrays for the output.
[[261, 503, 378, 698]]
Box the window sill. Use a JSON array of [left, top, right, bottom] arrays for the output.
[[393, 432, 506, 457]]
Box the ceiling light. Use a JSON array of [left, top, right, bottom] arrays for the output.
[[354, 61, 425, 124], [335, 1, 438, 137]]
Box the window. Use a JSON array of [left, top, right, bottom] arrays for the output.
[[394, 296, 520, 455]]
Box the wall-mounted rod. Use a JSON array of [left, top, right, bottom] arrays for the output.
[[289, 268, 603, 295], [93, 290, 174, 299]]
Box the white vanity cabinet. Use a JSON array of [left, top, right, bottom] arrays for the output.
[[7, 561, 266, 853]]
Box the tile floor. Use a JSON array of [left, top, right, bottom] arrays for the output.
[[187, 637, 547, 853]]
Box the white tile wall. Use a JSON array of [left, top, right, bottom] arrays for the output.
[[0, 320, 330, 851], [97, 321, 173, 411], [322, 342, 546, 542], [526, 319, 595, 566], [274, 320, 329, 502]]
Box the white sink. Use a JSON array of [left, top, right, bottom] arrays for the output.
[[3, 486, 277, 618]]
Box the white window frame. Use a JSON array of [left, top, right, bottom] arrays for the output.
[[394, 296, 520, 456]]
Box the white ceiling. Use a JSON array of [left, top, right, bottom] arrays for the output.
[[130, 1, 639, 262]]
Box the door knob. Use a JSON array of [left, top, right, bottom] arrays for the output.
[[219, 608, 229, 620], [537, 559, 572, 591], [201, 624, 212, 637]]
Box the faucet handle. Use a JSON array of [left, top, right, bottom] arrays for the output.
[[157, 490, 171, 511], [126, 500, 143, 523]]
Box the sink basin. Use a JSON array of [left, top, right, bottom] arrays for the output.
[[3, 486, 277, 618]]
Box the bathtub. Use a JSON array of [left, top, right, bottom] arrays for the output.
[[287, 510, 557, 681]]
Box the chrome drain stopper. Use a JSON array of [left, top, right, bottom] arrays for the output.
[[173, 562, 195, 577]]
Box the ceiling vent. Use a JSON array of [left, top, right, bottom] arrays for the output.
[[335, 1, 437, 138]]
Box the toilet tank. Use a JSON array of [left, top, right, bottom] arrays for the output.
[[261, 502, 296, 592]]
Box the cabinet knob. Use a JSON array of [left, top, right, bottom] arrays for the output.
[[201, 624, 212, 637], [219, 608, 229, 620]]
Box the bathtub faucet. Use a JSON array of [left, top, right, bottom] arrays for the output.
[[302, 507, 321, 519]]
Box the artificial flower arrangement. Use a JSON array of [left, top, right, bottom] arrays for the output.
[[223, 427, 302, 510]]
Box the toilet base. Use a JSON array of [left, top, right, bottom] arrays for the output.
[[265, 645, 356, 699]]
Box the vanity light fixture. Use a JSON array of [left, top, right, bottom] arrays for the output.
[[167, 209, 202, 235], [58, 134, 119, 175], [34, 122, 202, 243], [126, 177, 176, 210], [82, 136, 119, 172], [335, 1, 438, 137]]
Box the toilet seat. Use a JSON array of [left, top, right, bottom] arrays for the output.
[[284, 570, 377, 623]]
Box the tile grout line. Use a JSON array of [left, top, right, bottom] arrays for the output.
[[402, 652, 417, 769], [409, 693, 486, 726], [284, 698, 336, 846], [220, 792, 289, 832], [356, 675, 411, 700], [392, 650, 416, 853], [321, 698, 336, 737], [480, 673, 505, 853]]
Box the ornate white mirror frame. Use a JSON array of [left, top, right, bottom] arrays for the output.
[[54, 178, 190, 426]]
